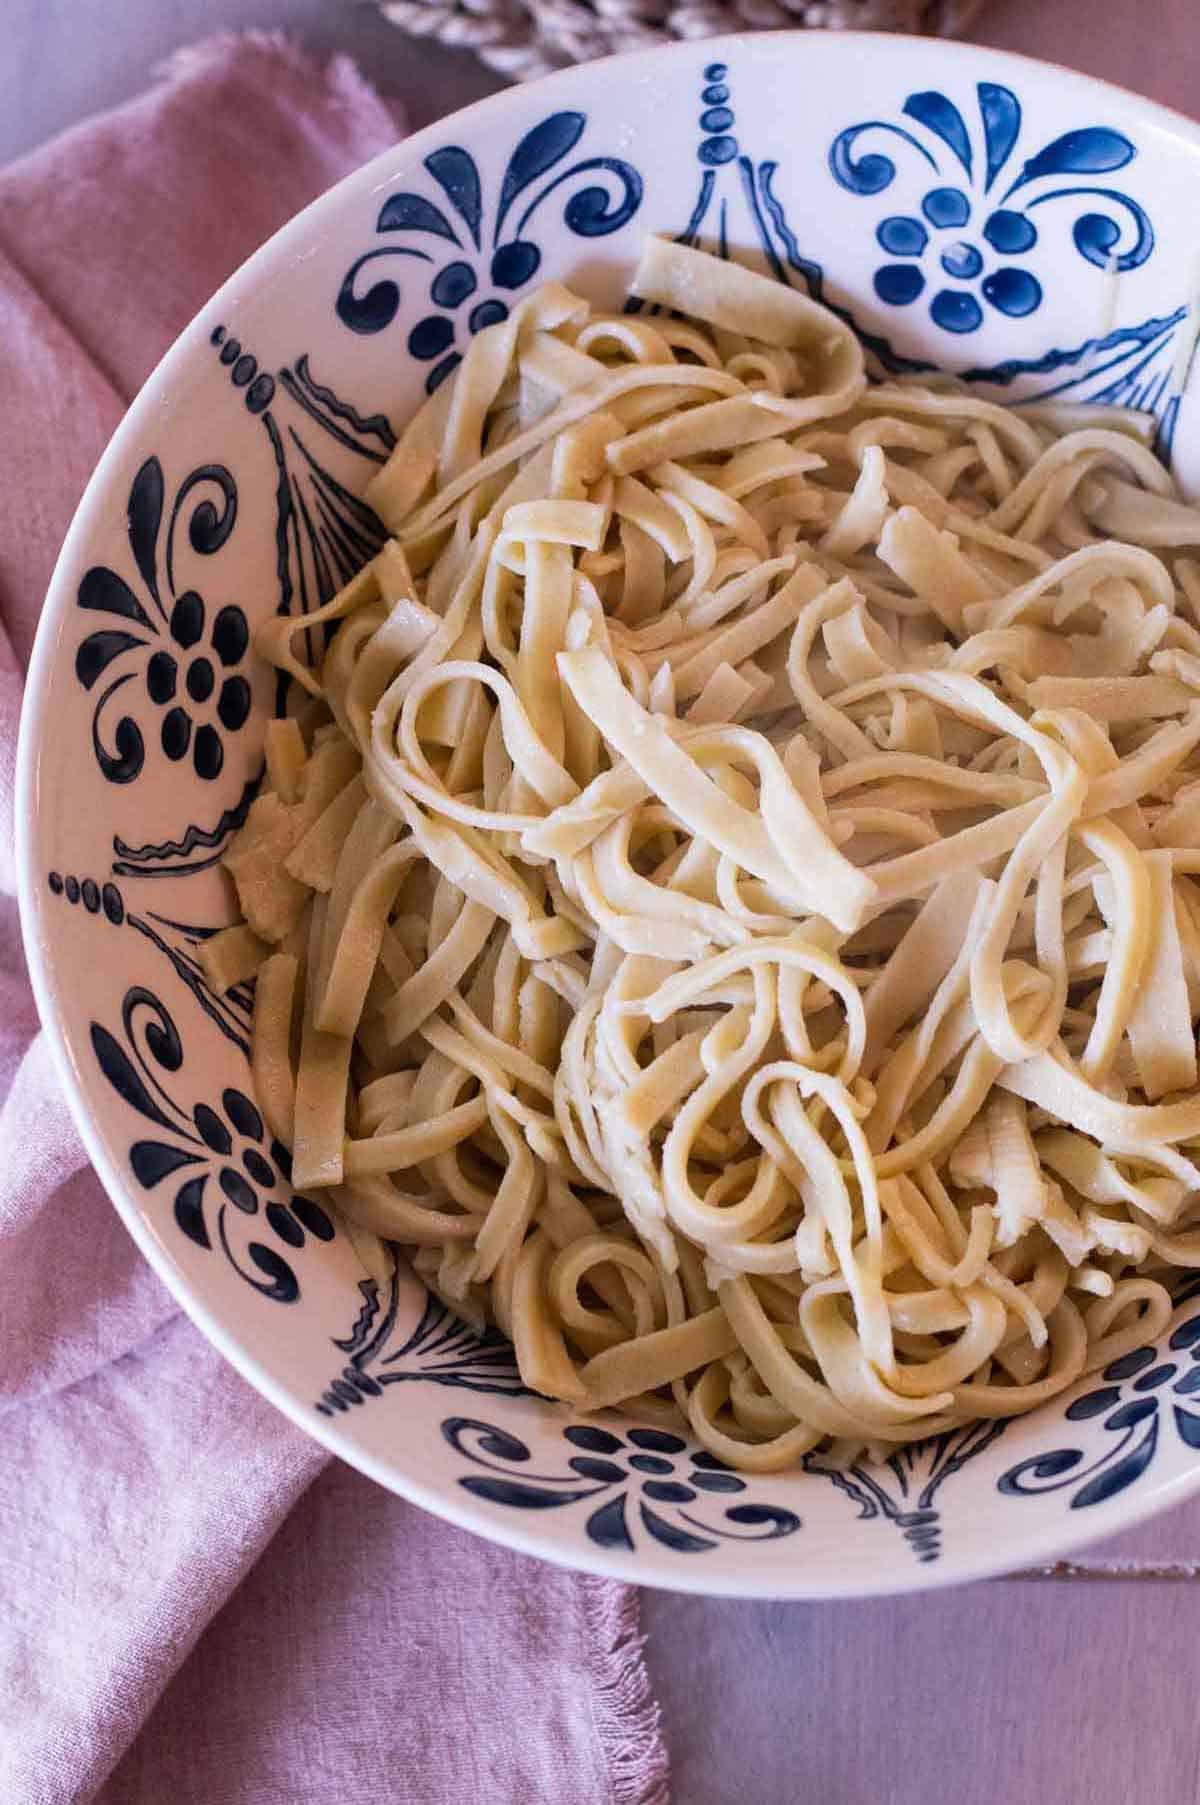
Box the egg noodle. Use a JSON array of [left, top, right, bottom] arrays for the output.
[[206, 237, 1200, 1470]]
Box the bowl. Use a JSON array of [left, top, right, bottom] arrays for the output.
[[19, 29, 1200, 1598]]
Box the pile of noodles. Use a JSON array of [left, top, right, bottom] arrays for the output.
[[206, 237, 1200, 1471]]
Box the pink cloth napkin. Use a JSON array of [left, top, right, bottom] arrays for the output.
[[0, 35, 668, 1805]]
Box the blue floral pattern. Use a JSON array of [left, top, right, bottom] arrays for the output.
[[91, 985, 334, 1302], [336, 111, 643, 391], [76, 457, 248, 784], [648, 64, 1189, 457], [830, 83, 1152, 335], [446, 1417, 801, 1554], [312, 1266, 800, 1556], [998, 1284, 1200, 1509]]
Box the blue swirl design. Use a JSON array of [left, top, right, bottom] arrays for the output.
[[336, 112, 643, 392], [90, 985, 334, 1301], [830, 82, 1152, 335], [445, 1416, 801, 1554]]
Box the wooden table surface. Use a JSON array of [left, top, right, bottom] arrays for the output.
[[7, 2, 1200, 1800]]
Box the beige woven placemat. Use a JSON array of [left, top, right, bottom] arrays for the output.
[[377, 0, 985, 82]]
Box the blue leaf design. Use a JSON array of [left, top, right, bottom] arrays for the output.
[[292, 1195, 335, 1242], [978, 83, 1020, 192], [495, 112, 585, 239], [127, 457, 164, 610], [460, 1476, 589, 1509], [130, 1140, 202, 1188], [424, 147, 482, 249], [1066, 1387, 1121, 1421], [643, 1481, 695, 1504], [75, 629, 146, 691], [90, 1023, 178, 1131], [568, 1457, 626, 1483], [1005, 126, 1134, 198], [1173, 1405, 1200, 1447], [1104, 1346, 1157, 1382], [586, 1493, 635, 1549], [1071, 1417, 1158, 1508], [1031, 1450, 1084, 1477], [903, 91, 973, 177], [376, 191, 460, 244], [690, 1471, 746, 1494], [223, 1087, 263, 1140], [639, 1502, 716, 1553], [174, 1174, 210, 1249], [78, 566, 155, 632], [629, 1428, 687, 1454], [1104, 1398, 1157, 1431], [565, 1424, 623, 1454], [211, 1196, 299, 1301]]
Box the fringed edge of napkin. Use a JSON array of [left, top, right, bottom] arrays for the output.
[[582, 1580, 670, 1805]]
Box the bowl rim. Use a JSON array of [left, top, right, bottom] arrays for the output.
[[17, 28, 1200, 1598]]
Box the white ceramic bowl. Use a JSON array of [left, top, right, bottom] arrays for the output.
[[20, 31, 1200, 1598]]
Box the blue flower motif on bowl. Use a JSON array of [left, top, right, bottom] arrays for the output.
[[90, 984, 335, 1303], [446, 1416, 802, 1554], [75, 456, 250, 784], [830, 83, 1153, 334], [336, 111, 643, 391], [998, 1288, 1200, 1510]]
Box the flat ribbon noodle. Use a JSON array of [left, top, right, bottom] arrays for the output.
[[216, 237, 1200, 1471]]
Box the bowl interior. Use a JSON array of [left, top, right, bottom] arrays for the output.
[[20, 31, 1200, 1597]]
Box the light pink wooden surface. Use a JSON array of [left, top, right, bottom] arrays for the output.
[[5, 3, 1200, 1800]]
